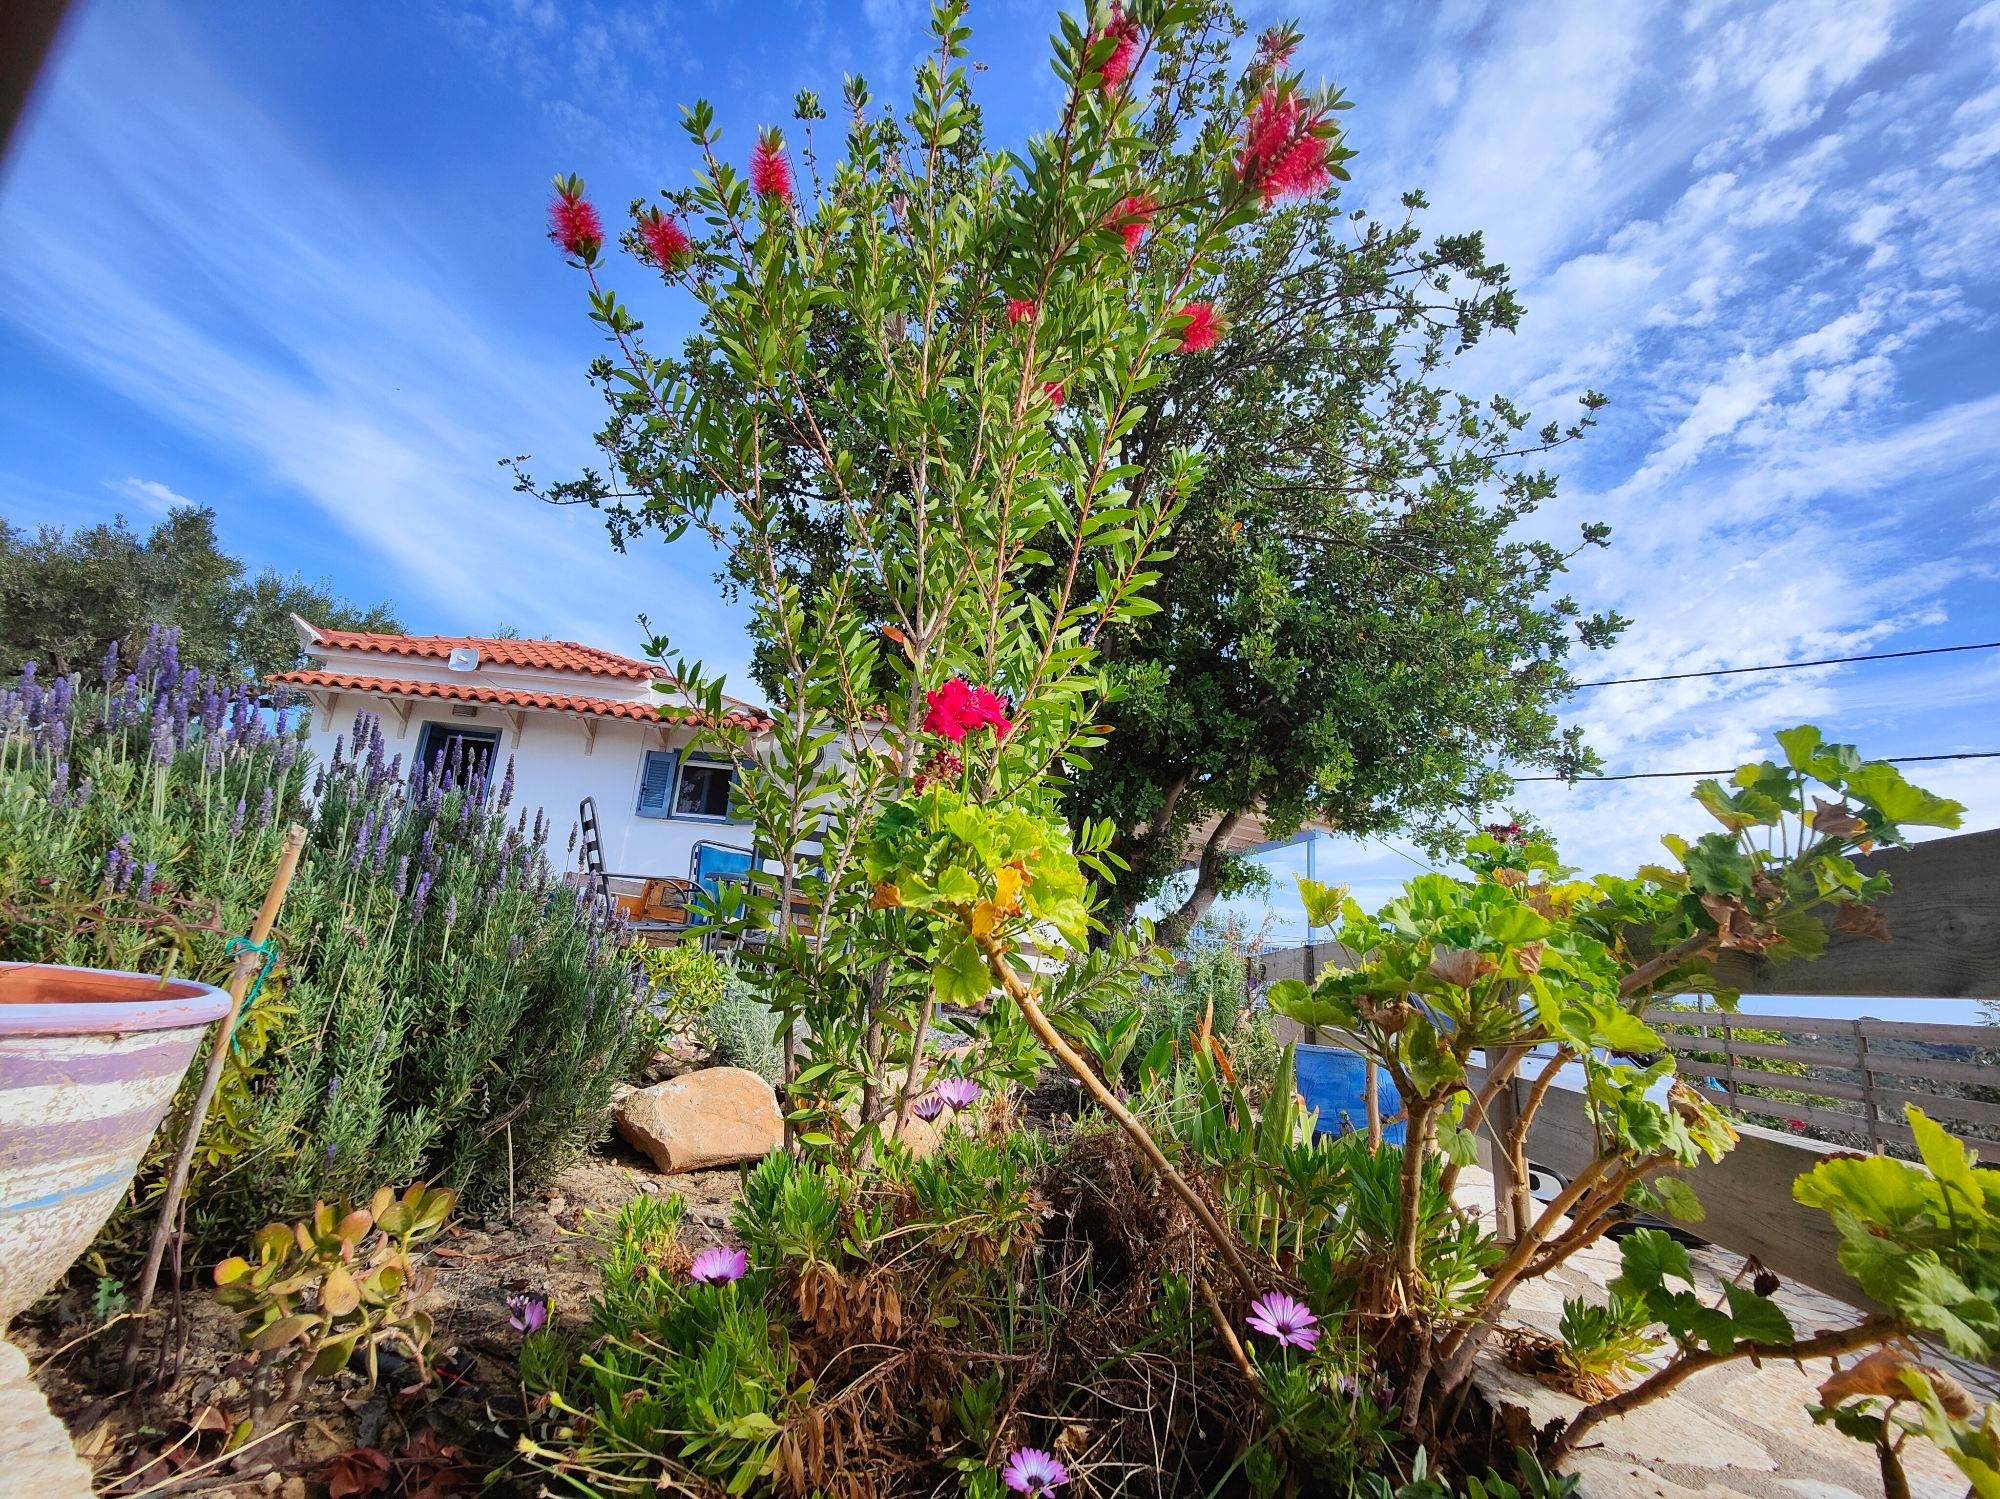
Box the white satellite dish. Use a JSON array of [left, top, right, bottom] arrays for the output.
[[446, 646, 481, 672]]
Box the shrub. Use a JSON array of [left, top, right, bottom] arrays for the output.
[[0, 632, 647, 1267], [704, 972, 784, 1082]]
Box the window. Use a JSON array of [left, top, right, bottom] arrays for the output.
[[635, 749, 676, 819], [673, 755, 735, 819], [414, 721, 500, 791]]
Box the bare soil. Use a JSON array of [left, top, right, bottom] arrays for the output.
[[15, 1139, 745, 1498]]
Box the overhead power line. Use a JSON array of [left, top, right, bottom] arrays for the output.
[[1571, 640, 2000, 689], [1514, 750, 2000, 784]]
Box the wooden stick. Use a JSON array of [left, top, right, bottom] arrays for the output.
[[975, 932, 1259, 1298], [124, 825, 308, 1379]]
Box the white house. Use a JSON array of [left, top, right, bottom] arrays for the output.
[[270, 617, 771, 897]]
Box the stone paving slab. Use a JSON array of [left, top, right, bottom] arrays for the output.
[[0, 1336, 92, 1498], [1454, 1167, 1972, 1498]]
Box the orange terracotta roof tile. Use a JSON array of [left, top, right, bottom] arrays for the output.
[[302, 625, 663, 680], [267, 671, 773, 730]]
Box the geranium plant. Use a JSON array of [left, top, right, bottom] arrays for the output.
[[1268, 728, 1970, 1462]]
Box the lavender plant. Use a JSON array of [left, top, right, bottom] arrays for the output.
[[0, 633, 647, 1266]]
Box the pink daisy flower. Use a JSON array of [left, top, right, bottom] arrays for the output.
[[1002, 1447, 1068, 1496], [689, 1245, 748, 1284], [1246, 1291, 1318, 1351]]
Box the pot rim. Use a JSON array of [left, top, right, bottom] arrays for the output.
[[0, 961, 233, 1038]]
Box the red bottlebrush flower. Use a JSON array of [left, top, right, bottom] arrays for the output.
[[1006, 298, 1038, 325], [640, 209, 692, 269], [1174, 301, 1219, 353], [1254, 26, 1298, 73], [1094, 4, 1141, 89], [1107, 192, 1154, 254], [1237, 88, 1335, 208], [1043, 380, 1065, 408], [751, 131, 793, 204], [548, 181, 603, 260]]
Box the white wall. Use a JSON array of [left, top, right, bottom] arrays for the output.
[[298, 698, 756, 880]]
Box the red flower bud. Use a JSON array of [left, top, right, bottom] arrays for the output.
[[751, 132, 793, 204]]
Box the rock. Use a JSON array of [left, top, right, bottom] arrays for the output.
[[615, 1068, 785, 1173], [883, 1111, 943, 1159]]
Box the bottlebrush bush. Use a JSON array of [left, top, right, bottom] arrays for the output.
[[522, 0, 1354, 1167], [0, 631, 646, 1266]]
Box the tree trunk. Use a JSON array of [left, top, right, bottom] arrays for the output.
[[1155, 808, 1243, 948]]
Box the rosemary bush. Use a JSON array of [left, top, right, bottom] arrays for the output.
[[0, 632, 645, 1265]]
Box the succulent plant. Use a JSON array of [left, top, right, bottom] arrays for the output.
[[212, 1181, 455, 1427]]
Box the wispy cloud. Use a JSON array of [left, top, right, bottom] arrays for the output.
[[0, 8, 751, 676], [108, 477, 198, 517]]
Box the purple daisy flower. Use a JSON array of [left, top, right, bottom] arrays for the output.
[[911, 1093, 946, 1122], [1001, 1447, 1068, 1496], [689, 1246, 749, 1285], [934, 1077, 981, 1111], [506, 1290, 551, 1334], [1246, 1291, 1319, 1352]]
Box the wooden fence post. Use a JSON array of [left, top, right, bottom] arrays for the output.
[[1854, 1018, 1882, 1154]]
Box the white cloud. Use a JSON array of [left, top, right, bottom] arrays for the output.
[[108, 477, 197, 517], [0, 11, 753, 680]]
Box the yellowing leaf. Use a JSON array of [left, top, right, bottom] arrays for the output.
[[869, 881, 903, 910]]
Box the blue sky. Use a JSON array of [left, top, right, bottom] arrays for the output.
[[4, 0, 1998, 979]]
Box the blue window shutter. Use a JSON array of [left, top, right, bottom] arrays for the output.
[[636, 750, 676, 818]]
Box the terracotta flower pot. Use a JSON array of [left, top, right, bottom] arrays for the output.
[[0, 963, 231, 1323]]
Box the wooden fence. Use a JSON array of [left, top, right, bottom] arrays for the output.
[[1254, 826, 2000, 1303]]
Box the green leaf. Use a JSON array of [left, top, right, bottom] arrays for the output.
[[1652, 1176, 1706, 1224], [1297, 877, 1347, 930], [931, 933, 991, 1006], [1774, 725, 1822, 770], [1722, 1282, 1795, 1345], [1611, 1227, 1694, 1296]]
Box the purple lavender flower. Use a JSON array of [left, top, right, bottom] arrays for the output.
[[100, 638, 119, 686], [506, 1291, 551, 1334], [73, 776, 92, 808], [410, 869, 434, 923], [688, 1246, 748, 1285], [257, 786, 275, 827], [350, 813, 372, 871], [103, 842, 128, 891], [1001, 1448, 1069, 1497], [393, 855, 410, 896], [911, 1093, 946, 1122], [229, 798, 246, 839], [1245, 1292, 1319, 1352], [139, 860, 158, 900], [443, 893, 458, 927], [499, 756, 516, 810], [507, 933, 524, 961], [934, 1078, 981, 1112], [372, 817, 393, 873], [326, 1073, 341, 1104]]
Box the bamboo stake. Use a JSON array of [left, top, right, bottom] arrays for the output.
[[124, 824, 308, 1380]]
